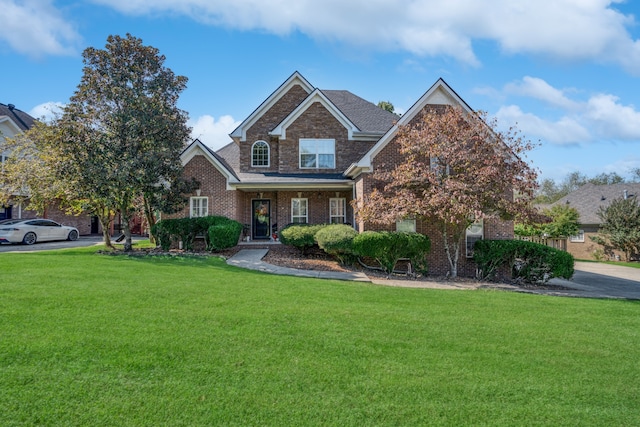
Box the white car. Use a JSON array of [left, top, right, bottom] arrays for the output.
[[0, 219, 79, 245]]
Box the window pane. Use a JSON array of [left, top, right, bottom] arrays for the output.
[[301, 154, 316, 168], [318, 154, 334, 168]]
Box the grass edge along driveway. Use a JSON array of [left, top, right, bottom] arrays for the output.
[[1, 247, 639, 426]]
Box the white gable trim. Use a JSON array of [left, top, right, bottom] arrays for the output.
[[269, 89, 359, 140], [347, 78, 472, 177], [0, 116, 25, 137], [229, 71, 314, 142], [180, 139, 239, 190]]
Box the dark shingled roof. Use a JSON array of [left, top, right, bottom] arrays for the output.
[[551, 182, 640, 225], [0, 103, 36, 131], [321, 90, 398, 134]]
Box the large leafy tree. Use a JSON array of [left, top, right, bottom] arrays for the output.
[[514, 204, 580, 239], [591, 196, 640, 261], [56, 34, 191, 250], [356, 106, 539, 278]]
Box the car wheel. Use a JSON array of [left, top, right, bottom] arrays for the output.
[[23, 232, 37, 245], [67, 230, 79, 241]]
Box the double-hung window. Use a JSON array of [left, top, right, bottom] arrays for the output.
[[190, 197, 208, 218], [291, 198, 308, 223], [570, 230, 585, 243], [299, 139, 335, 169], [329, 198, 346, 224]]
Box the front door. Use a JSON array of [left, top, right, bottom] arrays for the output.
[[252, 199, 271, 240]]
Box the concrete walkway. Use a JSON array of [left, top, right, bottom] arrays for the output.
[[226, 249, 370, 282], [227, 249, 640, 300]]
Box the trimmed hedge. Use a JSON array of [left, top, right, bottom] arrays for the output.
[[315, 224, 358, 265], [152, 216, 242, 251], [474, 239, 574, 283], [352, 231, 431, 275], [208, 221, 243, 251], [279, 223, 328, 254]]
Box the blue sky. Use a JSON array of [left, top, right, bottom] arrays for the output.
[[2, 0, 640, 182]]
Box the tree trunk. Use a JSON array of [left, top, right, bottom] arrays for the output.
[[97, 209, 114, 249], [142, 194, 156, 245], [442, 222, 465, 279], [121, 212, 133, 252]]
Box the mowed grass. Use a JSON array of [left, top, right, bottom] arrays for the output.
[[1, 247, 639, 426]]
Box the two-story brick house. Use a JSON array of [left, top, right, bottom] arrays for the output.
[[177, 72, 514, 276]]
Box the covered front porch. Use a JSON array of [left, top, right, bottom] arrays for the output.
[[232, 175, 355, 242]]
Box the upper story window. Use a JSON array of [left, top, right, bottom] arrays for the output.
[[252, 140, 270, 167], [300, 139, 335, 169]]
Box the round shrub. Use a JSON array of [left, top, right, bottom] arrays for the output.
[[315, 224, 358, 265], [352, 231, 430, 275], [279, 223, 328, 254]]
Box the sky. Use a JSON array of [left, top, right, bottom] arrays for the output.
[[2, 0, 640, 183]]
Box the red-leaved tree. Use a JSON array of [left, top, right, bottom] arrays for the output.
[[356, 106, 539, 278]]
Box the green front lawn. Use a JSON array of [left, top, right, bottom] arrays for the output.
[[1, 247, 639, 426]]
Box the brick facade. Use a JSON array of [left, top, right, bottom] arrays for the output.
[[240, 84, 309, 173], [170, 155, 241, 221]]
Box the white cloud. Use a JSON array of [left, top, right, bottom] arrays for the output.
[[504, 77, 580, 111], [89, 0, 640, 72], [495, 77, 640, 145], [0, 0, 80, 57], [495, 105, 590, 145], [188, 114, 240, 150], [29, 102, 65, 121], [585, 94, 640, 140]]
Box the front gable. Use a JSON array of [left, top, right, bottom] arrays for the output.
[[346, 78, 472, 177], [181, 139, 239, 190], [230, 71, 314, 143], [270, 89, 359, 140]]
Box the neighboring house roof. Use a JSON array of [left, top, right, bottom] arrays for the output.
[[345, 78, 471, 177], [551, 183, 640, 225], [0, 103, 35, 132]]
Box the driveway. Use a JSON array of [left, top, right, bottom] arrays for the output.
[[548, 261, 640, 300], [0, 236, 106, 253]]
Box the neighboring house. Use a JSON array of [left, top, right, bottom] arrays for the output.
[[0, 103, 101, 234], [177, 72, 514, 276], [550, 183, 640, 260]]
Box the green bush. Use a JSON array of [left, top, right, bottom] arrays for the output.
[[474, 240, 574, 283], [279, 223, 328, 254], [152, 217, 198, 250], [352, 231, 431, 275], [207, 221, 243, 251], [315, 224, 358, 265], [152, 216, 242, 251]]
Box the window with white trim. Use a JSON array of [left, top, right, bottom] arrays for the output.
[[291, 198, 308, 223], [329, 198, 346, 224], [299, 138, 335, 169], [396, 219, 416, 233], [570, 230, 585, 243], [190, 197, 208, 218], [466, 219, 483, 258], [251, 140, 270, 167]]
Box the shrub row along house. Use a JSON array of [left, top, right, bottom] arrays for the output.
[[175, 72, 515, 276]]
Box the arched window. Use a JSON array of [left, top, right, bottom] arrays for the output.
[[252, 140, 270, 167]]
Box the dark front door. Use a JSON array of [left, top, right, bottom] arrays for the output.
[[252, 199, 271, 240]]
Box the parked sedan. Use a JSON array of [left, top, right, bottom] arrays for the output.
[[0, 219, 79, 245]]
